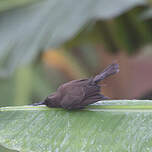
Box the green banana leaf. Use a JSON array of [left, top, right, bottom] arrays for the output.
[[0, 145, 17, 152], [0, 100, 152, 152]]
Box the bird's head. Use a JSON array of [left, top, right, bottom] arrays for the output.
[[44, 92, 60, 108]]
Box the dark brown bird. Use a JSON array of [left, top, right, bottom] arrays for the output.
[[33, 63, 119, 110]]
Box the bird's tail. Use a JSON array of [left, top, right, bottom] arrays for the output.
[[93, 63, 119, 83], [32, 101, 45, 106]]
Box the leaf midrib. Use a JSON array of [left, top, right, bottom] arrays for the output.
[[1, 100, 152, 112]]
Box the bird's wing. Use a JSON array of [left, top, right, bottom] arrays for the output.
[[59, 79, 108, 109], [60, 86, 85, 109], [80, 84, 108, 106], [83, 84, 100, 97]]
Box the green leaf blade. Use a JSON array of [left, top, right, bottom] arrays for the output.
[[1, 100, 152, 152]]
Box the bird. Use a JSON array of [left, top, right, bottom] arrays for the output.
[[33, 63, 119, 110]]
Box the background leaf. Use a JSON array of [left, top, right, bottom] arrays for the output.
[[0, 0, 147, 75], [1, 100, 152, 152], [0, 0, 38, 12]]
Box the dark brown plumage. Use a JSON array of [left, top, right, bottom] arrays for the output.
[[33, 63, 119, 110]]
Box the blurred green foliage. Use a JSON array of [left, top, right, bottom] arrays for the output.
[[0, 0, 149, 74], [0, 0, 38, 12], [0, 63, 53, 106]]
